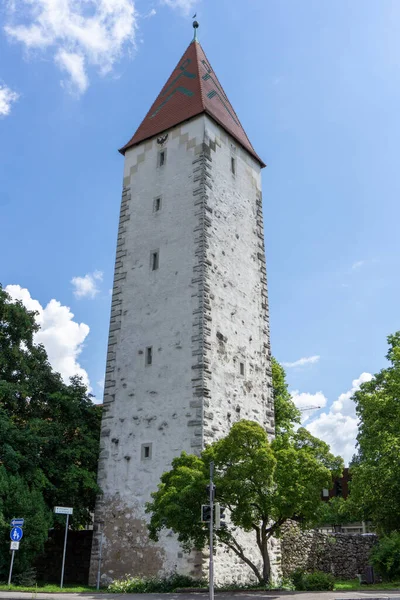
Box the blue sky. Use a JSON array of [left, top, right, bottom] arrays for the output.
[[1, 0, 399, 464]]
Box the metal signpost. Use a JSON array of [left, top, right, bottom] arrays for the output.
[[8, 520, 24, 586], [201, 470, 227, 600], [8, 546, 16, 587], [96, 525, 104, 591], [201, 468, 226, 600], [54, 506, 73, 589], [209, 462, 214, 600]]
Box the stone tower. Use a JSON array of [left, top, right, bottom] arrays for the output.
[[89, 27, 276, 586]]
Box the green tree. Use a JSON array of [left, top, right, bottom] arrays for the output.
[[370, 532, 400, 581], [0, 467, 52, 578], [350, 332, 400, 533], [146, 420, 343, 583], [0, 285, 102, 574], [315, 496, 360, 530], [271, 357, 301, 435]]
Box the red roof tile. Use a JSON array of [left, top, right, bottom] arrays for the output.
[[119, 40, 265, 167]]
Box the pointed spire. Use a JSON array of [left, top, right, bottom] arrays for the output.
[[192, 19, 199, 42], [119, 39, 264, 166]]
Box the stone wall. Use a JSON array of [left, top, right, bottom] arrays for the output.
[[281, 525, 377, 580]]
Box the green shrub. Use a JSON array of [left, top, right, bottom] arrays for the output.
[[371, 532, 400, 581], [304, 572, 335, 591], [108, 573, 206, 593], [13, 568, 37, 586], [290, 568, 306, 590], [290, 570, 335, 591], [275, 576, 295, 591]]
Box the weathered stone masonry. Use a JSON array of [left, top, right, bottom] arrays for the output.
[[190, 144, 213, 452], [89, 183, 131, 578], [90, 34, 278, 586], [281, 524, 378, 580]]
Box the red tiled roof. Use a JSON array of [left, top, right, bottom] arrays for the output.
[[119, 40, 265, 166]]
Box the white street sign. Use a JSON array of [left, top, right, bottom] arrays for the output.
[[54, 507, 73, 588], [54, 506, 73, 515], [10, 542, 19, 550]]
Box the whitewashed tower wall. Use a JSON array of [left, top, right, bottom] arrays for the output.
[[90, 39, 278, 584], [201, 116, 278, 583]]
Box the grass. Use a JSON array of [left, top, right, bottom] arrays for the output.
[[334, 579, 400, 591], [0, 583, 98, 593], [1, 579, 400, 594]]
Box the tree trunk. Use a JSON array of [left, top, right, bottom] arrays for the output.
[[262, 540, 271, 584], [223, 539, 263, 583]]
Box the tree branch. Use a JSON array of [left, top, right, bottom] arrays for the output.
[[252, 524, 262, 554], [222, 536, 263, 583], [265, 516, 285, 537]]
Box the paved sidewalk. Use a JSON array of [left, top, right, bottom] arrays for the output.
[[1, 591, 400, 600]]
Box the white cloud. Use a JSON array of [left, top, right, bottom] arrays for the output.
[[5, 284, 90, 388], [0, 83, 19, 116], [145, 8, 157, 17], [307, 412, 360, 466], [161, 0, 198, 15], [282, 355, 320, 368], [71, 270, 103, 299], [93, 377, 105, 403], [305, 372, 373, 464], [4, 0, 137, 94], [352, 260, 365, 270], [331, 373, 373, 416], [291, 390, 327, 423], [55, 50, 88, 94]]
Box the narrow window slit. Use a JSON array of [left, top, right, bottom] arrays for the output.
[[159, 150, 166, 167], [141, 443, 152, 460], [151, 251, 159, 271], [154, 197, 161, 212], [146, 347, 153, 366]]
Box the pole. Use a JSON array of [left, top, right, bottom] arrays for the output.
[[60, 513, 69, 589], [96, 526, 104, 590], [362, 520, 366, 534], [8, 550, 15, 586], [209, 461, 214, 600]]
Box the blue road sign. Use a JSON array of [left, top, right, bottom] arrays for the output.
[[10, 527, 23, 542], [10, 519, 24, 527]]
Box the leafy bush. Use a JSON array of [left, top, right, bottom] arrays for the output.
[[290, 570, 335, 591], [108, 573, 206, 593], [274, 576, 295, 591], [304, 572, 335, 591], [290, 568, 306, 590], [371, 532, 400, 581], [13, 568, 37, 586]]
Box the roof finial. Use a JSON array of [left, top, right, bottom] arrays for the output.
[[192, 17, 199, 42]]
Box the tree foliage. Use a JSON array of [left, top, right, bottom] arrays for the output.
[[146, 420, 343, 583], [0, 467, 52, 577], [0, 285, 102, 575], [271, 357, 301, 435], [350, 332, 400, 533], [314, 496, 360, 530], [370, 532, 400, 581]]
